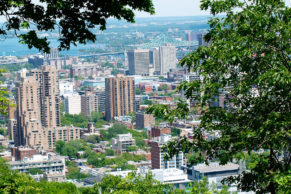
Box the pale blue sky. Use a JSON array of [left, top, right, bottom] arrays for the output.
[[135, 0, 209, 17], [135, 0, 291, 17], [1, 0, 290, 22]]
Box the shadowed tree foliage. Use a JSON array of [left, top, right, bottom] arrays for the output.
[[0, 158, 79, 193], [0, 69, 10, 115], [147, 0, 290, 193], [0, 0, 155, 52]]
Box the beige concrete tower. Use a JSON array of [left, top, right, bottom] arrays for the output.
[[31, 66, 61, 128], [15, 66, 63, 149], [105, 76, 135, 121], [8, 103, 17, 141], [15, 75, 43, 146]]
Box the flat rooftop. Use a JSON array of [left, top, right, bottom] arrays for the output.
[[193, 163, 239, 173]]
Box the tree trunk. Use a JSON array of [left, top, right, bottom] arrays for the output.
[[269, 147, 276, 194]]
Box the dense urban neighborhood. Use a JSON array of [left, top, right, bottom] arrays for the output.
[[0, 0, 290, 193]]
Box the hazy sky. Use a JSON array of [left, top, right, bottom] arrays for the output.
[[135, 0, 291, 17], [135, 0, 209, 17], [0, 0, 290, 22]]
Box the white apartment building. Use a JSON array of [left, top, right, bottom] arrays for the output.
[[59, 80, 74, 96], [112, 133, 136, 153], [65, 94, 81, 114], [9, 153, 66, 176]]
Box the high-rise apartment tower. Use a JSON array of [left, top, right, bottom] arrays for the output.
[[15, 66, 79, 150], [105, 76, 135, 121]]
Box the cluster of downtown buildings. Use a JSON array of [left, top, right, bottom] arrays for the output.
[[0, 39, 244, 192]]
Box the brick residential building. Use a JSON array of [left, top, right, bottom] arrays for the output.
[[105, 76, 135, 121], [11, 146, 37, 161], [136, 111, 155, 129], [151, 126, 171, 137], [150, 135, 183, 169]]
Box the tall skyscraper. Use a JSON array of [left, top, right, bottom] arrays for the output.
[[15, 74, 43, 147], [185, 31, 197, 41], [159, 46, 177, 75], [15, 66, 79, 150], [30, 66, 61, 128], [128, 49, 150, 76], [105, 76, 135, 121]]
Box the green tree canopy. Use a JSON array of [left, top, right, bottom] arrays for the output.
[[0, 69, 9, 115], [28, 168, 43, 175], [105, 149, 115, 156], [0, 127, 6, 136], [189, 177, 229, 194], [87, 152, 105, 167], [160, 84, 169, 93], [55, 140, 91, 159], [66, 165, 89, 180], [147, 0, 291, 193], [0, 0, 154, 52], [93, 172, 166, 194]]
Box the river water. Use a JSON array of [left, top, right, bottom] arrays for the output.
[[0, 37, 106, 57]]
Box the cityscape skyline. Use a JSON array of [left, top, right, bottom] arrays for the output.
[[0, 1, 288, 193]]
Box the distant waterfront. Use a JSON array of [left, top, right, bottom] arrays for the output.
[[0, 16, 210, 57], [0, 37, 106, 57]]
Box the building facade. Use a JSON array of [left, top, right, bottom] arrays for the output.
[[70, 63, 99, 78], [81, 91, 99, 116], [150, 135, 184, 169], [150, 48, 160, 74], [9, 153, 66, 177], [136, 111, 155, 129], [105, 76, 135, 121], [15, 74, 42, 147], [8, 104, 17, 141], [45, 126, 81, 150], [128, 49, 150, 76], [65, 94, 81, 115], [11, 146, 37, 161], [151, 126, 171, 137], [15, 66, 80, 150], [112, 133, 136, 153], [30, 66, 61, 128], [159, 46, 177, 75], [43, 48, 59, 59], [59, 80, 74, 96]]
